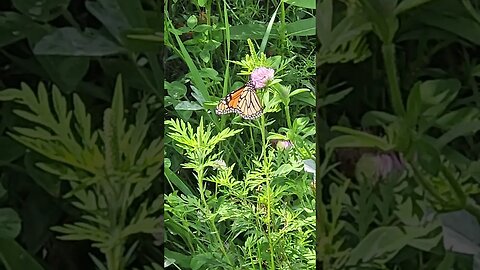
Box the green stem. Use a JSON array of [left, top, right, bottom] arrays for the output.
[[284, 103, 292, 129], [197, 166, 233, 266], [382, 44, 405, 116], [265, 167, 275, 269], [260, 116, 267, 159]]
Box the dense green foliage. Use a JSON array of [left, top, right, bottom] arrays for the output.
[[164, 0, 316, 269], [0, 0, 162, 270], [318, 0, 480, 269]]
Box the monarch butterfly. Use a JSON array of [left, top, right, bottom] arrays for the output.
[[215, 80, 263, 120]]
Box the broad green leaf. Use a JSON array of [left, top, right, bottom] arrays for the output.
[[12, 0, 68, 22], [414, 138, 440, 175], [284, 0, 315, 9], [0, 239, 45, 270], [122, 28, 163, 52], [165, 248, 191, 268], [318, 88, 352, 107], [230, 24, 270, 40], [436, 107, 480, 129], [437, 120, 480, 148], [33, 27, 125, 56], [286, 18, 315, 36], [347, 226, 405, 265], [0, 208, 21, 238], [165, 163, 193, 196], [439, 210, 480, 255], [361, 111, 397, 127], [36, 55, 89, 93], [406, 81, 422, 126], [174, 101, 203, 111], [328, 126, 394, 151], [395, 0, 435, 15], [0, 12, 38, 47], [420, 11, 480, 46], [359, 0, 398, 43], [274, 164, 295, 176], [116, 0, 148, 28], [85, 0, 129, 42]]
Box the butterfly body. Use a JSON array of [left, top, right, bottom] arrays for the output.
[[216, 80, 263, 120]]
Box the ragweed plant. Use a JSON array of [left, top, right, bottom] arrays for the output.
[[0, 76, 162, 270], [165, 118, 315, 269]]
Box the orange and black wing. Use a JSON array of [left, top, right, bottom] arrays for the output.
[[216, 81, 263, 120]]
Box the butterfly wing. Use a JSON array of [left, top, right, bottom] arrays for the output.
[[216, 82, 263, 119], [235, 85, 263, 119], [215, 85, 245, 115]]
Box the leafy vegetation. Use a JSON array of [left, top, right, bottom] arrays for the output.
[[0, 0, 162, 269], [318, 0, 480, 269], [164, 0, 316, 269]]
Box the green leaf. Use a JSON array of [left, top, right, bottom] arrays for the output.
[[174, 101, 203, 111], [186, 15, 197, 28], [33, 27, 125, 56], [318, 88, 353, 107], [36, 55, 89, 93], [12, 0, 69, 22], [165, 164, 193, 196], [0, 208, 21, 238], [230, 24, 271, 40], [419, 9, 480, 46], [116, 0, 147, 28], [0, 239, 45, 270], [439, 210, 480, 255], [347, 226, 411, 265], [414, 138, 440, 175], [122, 28, 162, 52], [286, 17, 315, 36], [437, 120, 480, 148], [166, 81, 187, 99], [165, 248, 191, 268], [85, 0, 129, 42], [395, 0, 435, 15], [0, 12, 39, 47], [327, 126, 394, 151], [0, 88, 22, 101], [436, 107, 480, 129], [406, 81, 422, 126], [284, 0, 315, 9], [361, 111, 397, 127], [359, 0, 398, 43]]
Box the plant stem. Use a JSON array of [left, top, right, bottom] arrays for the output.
[[260, 116, 267, 159], [284, 103, 292, 129], [196, 165, 233, 266], [382, 44, 405, 116], [265, 164, 275, 269]]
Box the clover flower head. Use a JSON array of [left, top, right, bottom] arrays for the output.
[[373, 153, 405, 179], [250, 67, 274, 89]]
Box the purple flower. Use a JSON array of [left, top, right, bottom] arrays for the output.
[[250, 67, 274, 89], [271, 139, 293, 150], [373, 153, 405, 179]]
